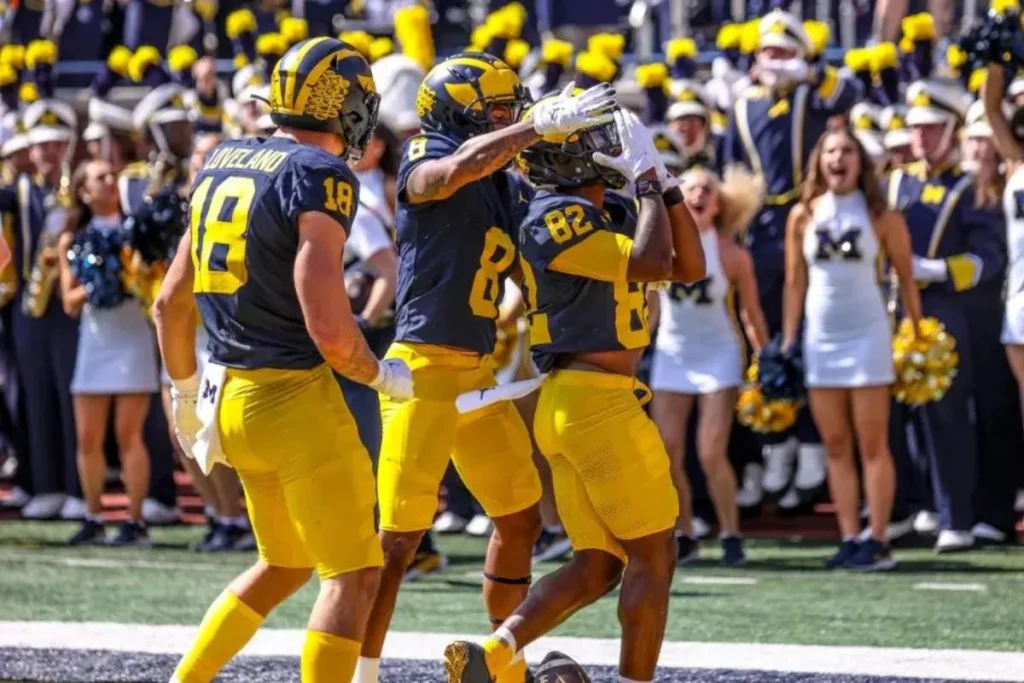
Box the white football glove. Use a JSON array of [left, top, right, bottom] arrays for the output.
[[170, 374, 202, 458], [531, 81, 618, 136], [592, 110, 657, 183], [369, 358, 414, 400], [618, 108, 680, 188]]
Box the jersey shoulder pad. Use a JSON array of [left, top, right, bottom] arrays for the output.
[[521, 191, 613, 267], [278, 149, 360, 235], [397, 131, 460, 202]]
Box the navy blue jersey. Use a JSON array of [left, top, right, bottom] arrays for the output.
[[190, 136, 358, 370], [394, 131, 534, 355], [518, 189, 649, 373]]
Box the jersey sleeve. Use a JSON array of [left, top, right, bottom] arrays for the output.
[[396, 132, 460, 206], [521, 197, 632, 283], [279, 154, 360, 235]]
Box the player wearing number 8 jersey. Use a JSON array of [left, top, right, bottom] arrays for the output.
[[444, 105, 706, 683], [361, 53, 619, 683], [154, 38, 412, 683]]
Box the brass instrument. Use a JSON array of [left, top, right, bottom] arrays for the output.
[[22, 162, 71, 318]]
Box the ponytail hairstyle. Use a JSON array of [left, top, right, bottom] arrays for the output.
[[681, 164, 765, 241], [801, 119, 888, 218]]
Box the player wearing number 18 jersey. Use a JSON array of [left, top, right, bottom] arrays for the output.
[[444, 105, 705, 683], [360, 52, 619, 683], [154, 38, 412, 683]]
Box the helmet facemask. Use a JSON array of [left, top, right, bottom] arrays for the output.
[[339, 88, 380, 161]]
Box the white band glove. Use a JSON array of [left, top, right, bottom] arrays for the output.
[[912, 256, 949, 283], [592, 109, 657, 184], [759, 58, 811, 88], [532, 81, 618, 136], [369, 358, 414, 400], [169, 373, 202, 459]]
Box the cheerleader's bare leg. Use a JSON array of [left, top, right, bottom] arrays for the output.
[[73, 394, 115, 517], [651, 391, 697, 536], [807, 388, 859, 539], [696, 388, 740, 535], [113, 393, 152, 523], [849, 386, 895, 543]]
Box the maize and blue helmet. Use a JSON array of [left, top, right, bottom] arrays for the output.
[[268, 37, 380, 160], [416, 52, 529, 141], [517, 90, 625, 190]]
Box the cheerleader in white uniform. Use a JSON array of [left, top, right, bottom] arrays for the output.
[[57, 160, 160, 546], [782, 125, 921, 571], [651, 166, 769, 566]]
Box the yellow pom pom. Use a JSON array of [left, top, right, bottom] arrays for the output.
[[0, 63, 16, 89], [969, 67, 987, 93], [872, 42, 899, 72], [541, 38, 573, 67], [193, 0, 217, 22], [340, 31, 373, 59], [504, 39, 530, 70], [25, 39, 58, 69], [0, 44, 25, 71], [736, 380, 800, 434], [226, 8, 257, 40], [844, 47, 871, 73], [369, 37, 395, 63], [256, 33, 288, 58], [892, 317, 959, 405], [635, 62, 669, 89], [128, 45, 162, 83], [587, 33, 625, 62], [18, 82, 38, 104], [803, 20, 831, 57], [168, 45, 197, 75], [280, 17, 309, 45], [740, 20, 761, 54], [717, 24, 742, 51], [575, 51, 617, 83], [666, 38, 697, 63], [992, 0, 1021, 15], [106, 45, 132, 77]]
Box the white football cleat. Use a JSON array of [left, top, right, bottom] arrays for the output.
[[735, 463, 764, 508], [913, 510, 940, 535], [432, 511, 469, 534], [762, 438, 797, 495], [465, 514, 494, 537], [935, 529, 975, 553], [59, 496, 87, 520]]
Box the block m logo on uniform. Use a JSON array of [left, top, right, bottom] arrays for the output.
[[814, 228, 863, 261], [668, 277, 713, 305]]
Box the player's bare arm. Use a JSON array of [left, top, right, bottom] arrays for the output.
[[627, 168, 675, 281], [405, 121, 541, 204], [294, 210, 382, 386], [153, 230, 199, 381]]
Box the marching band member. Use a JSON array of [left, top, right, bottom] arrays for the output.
[[880, 106, 913, 170], [723, 9, 861, 507], [784, 123, 921, 570], [651, 166, 769, 566], [83, 47, 136, 175], [888, 79, 1004, 552], [665, 81, 716, 171]]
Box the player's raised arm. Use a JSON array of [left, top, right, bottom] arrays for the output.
[[405, 82, 617, 204], [294, 211, 411, 398]]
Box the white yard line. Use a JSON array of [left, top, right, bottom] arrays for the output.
[[0, 552, 235, 572], [680, 576, 759, 586], [914, 582, 988, 592], [0, 622, 1021, 681]]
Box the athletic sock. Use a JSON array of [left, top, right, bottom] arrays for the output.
[[172, 591, 264, 683], [301, 630, 361, 683], [483, 627, 517, 675], [353, 655, 381, 683], [418, 531, 437, 554], [494, 651, 527, 683]]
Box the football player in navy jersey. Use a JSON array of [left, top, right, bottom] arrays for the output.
[[153, 38, 412, 683], [444, 104, 704, 683], [358, 53, 617, 683]]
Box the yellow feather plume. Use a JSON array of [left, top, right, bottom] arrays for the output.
[[0, 63, 16, 89], [256, 33, 288, 58], [0, 45, 26, 71], [394, 5, 434, 72], [485, 5, 523, 40], [587, 33, 625, 62], [716, 24, 742, 51], [969, 67, 987, 93], [666, 38, 697, 63], [225, 8, 257, 40], [992, 0, 1021, 14], [18, 82, 38, 104], [128, 45, 162, 83], [872, 42, 899, 72], [106, 45, 133, 78], [167, 45, 197, 75], [370, 37, 395, 63], [844, 47, 871, 73], [233, 53, 249, 69], [740, 20, 761, 55], [193, 0, 217, 22], [469, 24, 493, 51], [803, 20, 831, 57], [541, 38, 573, 67], [504, 39, 531, 70], [902, 13, 935, 44], [340, 31, 373, 59], [575, 51, 617, 83], [25, 39, 58, 69], [892, 317, 959, 405], [635, 62, 669, 89], [280, 17, 309, 45], [946, 44, 968, 71]]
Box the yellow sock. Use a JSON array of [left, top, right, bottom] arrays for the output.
[[301, 630, 361, 682], [173, 591, 264, 683], [482, 635, 515, 676], [494, 653, 528, 683]]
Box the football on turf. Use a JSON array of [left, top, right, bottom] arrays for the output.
[[534, 651, 591, 683]]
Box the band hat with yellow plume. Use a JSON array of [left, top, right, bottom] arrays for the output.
[[24, 97, 77, 146], [880, 105, 912, 150], [851, 105, 886, 166], [84, 46, 134, 145], [904, 79, 970, 127], [964, 98, 1012, 139], [758, 10, 810, 55], [666, 79, 710, 121], [0, 112, 28, 158]]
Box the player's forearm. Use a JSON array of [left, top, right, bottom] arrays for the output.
[[154, 299, 199, 381], [626, 182, 674, 282], [665, 199, 706, 283], [313, 320, 381, 385], [407, 121, 539, 202]]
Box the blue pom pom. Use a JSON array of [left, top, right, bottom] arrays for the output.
[[67, 226, 128, 309], [757, 336, 807, 403], [124, 189, 189, 264]]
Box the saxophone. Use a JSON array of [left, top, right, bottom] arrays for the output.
[[22, 162, 72, 318]]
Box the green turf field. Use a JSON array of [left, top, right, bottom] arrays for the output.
[[1, 522, 1022, 652]]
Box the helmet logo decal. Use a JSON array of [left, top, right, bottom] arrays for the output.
[[416, 84, 436, 119], [306, 70, 350, 121]]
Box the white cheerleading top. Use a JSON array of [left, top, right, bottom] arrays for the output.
[[1002, 165, 1024, 344]]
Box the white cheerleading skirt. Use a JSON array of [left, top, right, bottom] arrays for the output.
[[803, 315, 894, 388], [71, 300, 160, 395], [1002, 293, 1024, 345], [650, 340, 743, 395]]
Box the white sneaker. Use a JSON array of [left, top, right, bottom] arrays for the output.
[[21, 493, 67, 520], [142, 498, 182, 526], [1, 486, 31, 509], [762, 438, 797, 495], [59, 496, 87, 520], [735, 463, 764, 508], [777, 484, 801, 511], [936, 529, 975, 553], [971, 522, 1007, 544], [857, 516, 914, 542], [692, 516, 711, 540], [432, 511, 469, 534], [913, 510, 940, 535], [794, 444, 826, 491], [465, 514, 494, 537]]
